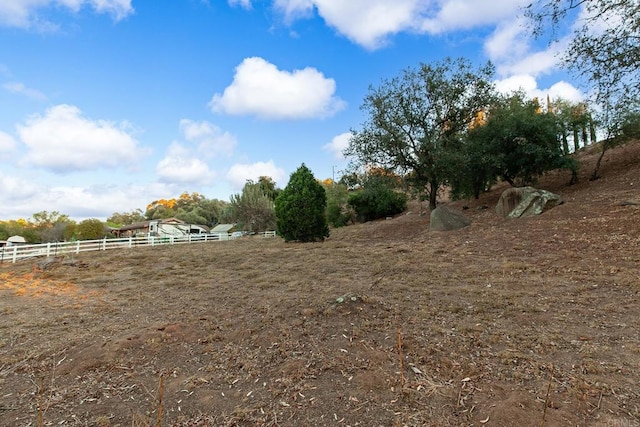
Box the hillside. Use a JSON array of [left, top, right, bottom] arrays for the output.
[[0, 142, 639, 426]]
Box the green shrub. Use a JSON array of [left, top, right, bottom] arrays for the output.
[[275, 164, 329, 242], [326, 201, 351, 228], [348, 186, 407, 222], [323, 182, 350, 228], [77, 218, 107, 240]]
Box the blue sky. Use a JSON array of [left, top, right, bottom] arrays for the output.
[[0, 0, 585, 221]]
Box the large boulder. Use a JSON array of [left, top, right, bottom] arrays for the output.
[[429, 206, 471, 231], [496, 186, 563, 218]]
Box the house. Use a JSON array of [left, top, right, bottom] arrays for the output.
[[112, 218, 209, 238]]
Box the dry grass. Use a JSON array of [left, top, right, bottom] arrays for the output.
[[0, 142, 639, 426]]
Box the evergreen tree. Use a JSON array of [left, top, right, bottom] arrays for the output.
[[275, 164, 329, 242]]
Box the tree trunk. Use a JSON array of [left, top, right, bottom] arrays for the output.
[[590, 141, 608, 181], [589, 118, 597, 144], [562, 125, 570, 155], [474, 190, 481, 199], [502, 174, 515, 187], [428, 181, 438, 210], [573, 127, 580, 152]]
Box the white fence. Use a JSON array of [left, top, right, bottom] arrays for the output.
[[0, 231, 277, 264]]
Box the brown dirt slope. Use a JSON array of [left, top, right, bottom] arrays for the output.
[[1, 142, 639, 426]]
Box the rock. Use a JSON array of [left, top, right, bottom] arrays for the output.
[[495, 186, 563, 218], [35, 256, 60, 271], [429, 206, 471, 231]]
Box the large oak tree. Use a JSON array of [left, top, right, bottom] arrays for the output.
[[345, 57, 495, 210]]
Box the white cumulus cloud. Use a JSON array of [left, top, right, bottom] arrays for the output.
[[322, 132, 351, 160], [17, 104, 146, 173], [497, 43, 565, 78], [226, 160, 286, 191], [484, 17, 530, 63], [0, 0, 133, 29], [0, 176, 177, 221], [209, 57, 346, 120], [495, 74, 584, 104], [419, 0, 530, 34], [0, 173, 42, 218], [179, 119, 236, 158], [156, 143, 217, 185], [41, 184, 144, 219], [0, 131, 17, 152], [269, 0, 530, 49], [309, 0, 422, 49]]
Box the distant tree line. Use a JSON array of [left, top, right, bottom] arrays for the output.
[[0, 211, 111, 244]]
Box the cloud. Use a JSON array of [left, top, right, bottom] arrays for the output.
[[269, 0, 529, 49], [0, 173, 42, 208], [419, 0, 530, 34], [155, 119, 238, 186], [17, 104, 146, 173], [495, 74, 584, 103], [496, 43, 565, 78], [322, 132, 350, 159], [226, 160, 286, 191], [209, 57, 346, 120], [273, 0, 314, 22], [34, 184, 144, 219], [484, 17, 530, 63], [0, 131, 17, 152], [0, 175, 176, 220], [228, 0, 253, 10], [3, 81, 48, 101], [481, 10, 570, 80], [0, 0, 134, 30], [156, 143, 217, 185], [298, 1, 422, 49], [179, 119, 236, 158]]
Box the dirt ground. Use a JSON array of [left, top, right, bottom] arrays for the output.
[[1, 142, 639, 427]]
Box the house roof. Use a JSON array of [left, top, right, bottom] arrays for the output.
[[116, 220, 152, 232], [210, 224, 235, 233], [115, 218, 210, 232]]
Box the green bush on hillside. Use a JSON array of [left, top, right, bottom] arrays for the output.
[[348, 186, 407, 222]]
